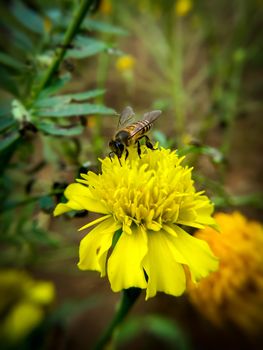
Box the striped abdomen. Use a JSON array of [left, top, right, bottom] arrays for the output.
[[125, 120, 152, 145]]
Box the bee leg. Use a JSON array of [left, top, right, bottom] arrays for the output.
[[109, 152, 115, 162], [118, 157, 122, 166], [137, 141, 142, 158], [144, 136, 156, 150], [125, 149, 129, 160]]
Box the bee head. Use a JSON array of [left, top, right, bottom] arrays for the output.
[[109, 140, 124, 158]]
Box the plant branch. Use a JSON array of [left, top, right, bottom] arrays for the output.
[[31, 0, 95, 101], [94, 288, 141, 350]]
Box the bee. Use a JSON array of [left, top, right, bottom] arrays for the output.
[[109, 106, 162, 163]]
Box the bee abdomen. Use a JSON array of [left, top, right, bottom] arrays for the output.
[[136, 120, 152, 132]]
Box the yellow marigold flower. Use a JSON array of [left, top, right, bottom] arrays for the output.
[[54, 146, 218, 299], [175, 0, 192, 17], [0, 270, 55, 343], [2, 302, 44, 342], [188, 212, 263, 334], [115, 55, 135, 72]]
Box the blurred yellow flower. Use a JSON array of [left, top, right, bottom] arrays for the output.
[[0, 270, 55, 343], [175, 0, 192, 16], [188, 212, 263, 334], [55, 146, 218, 299], [99, 0, 112, 15], [86, 115, 97, 129], [115, 55, 135, 73], [43, 16, 52, 34]]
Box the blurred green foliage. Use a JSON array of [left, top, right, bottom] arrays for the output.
[[115, 314, 191, 350]]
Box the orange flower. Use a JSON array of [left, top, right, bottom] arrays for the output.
[[188, 212, 263, 334]]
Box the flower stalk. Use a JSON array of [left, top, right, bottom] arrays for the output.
[[94, 288, 141, 350]]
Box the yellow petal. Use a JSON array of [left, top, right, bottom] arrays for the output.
[[78, 217, 120, 276], [107, 225, 148, 291], [162, 224, 178, 237], [55, 183, 108, 215], [53, 203, 78, 216], [78, 214, 111, 231], [64, 183, 90, 198], [172, 225, 219, 282], [143, 230, 186, 300]]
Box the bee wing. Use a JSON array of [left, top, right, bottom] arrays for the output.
[[117, 106, 136, 129], [142, 110, 162, 123]]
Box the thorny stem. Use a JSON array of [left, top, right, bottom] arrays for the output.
[[93, 288, 141, 350], [31, 0, 95, 102]]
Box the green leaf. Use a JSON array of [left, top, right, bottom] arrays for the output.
[[39, 195, 55, 211], [213, 193, 263, 209], [47, 297, 101, 329], [37, 122, 84, 136], [35, 103, 115, 117], [11, 24, 34, 51], [11, 1, 44, 34], [0, 66, 19, 96], [66, 36, 108, 59], [0, 52, 25, 70], [0, 132, 20, 152], [145, 315, 190, 349], [38, 73, 72, 97], [0, 105, 11, 117], [34, 89, 105, 108], [177, 145, 224, 164], [152, 130, 173, 148], [25, 221, 59, 247], [115, 315, 191, 350], [12, 99, 32, 122], [0, 118, 17, 132], [82, 19, 128, 36]]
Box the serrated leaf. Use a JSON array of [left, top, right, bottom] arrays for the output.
[[35, 103, 115, 117], [66, 36, 108, 59], [0, 132, 20, 152], [37, 122, 84, 136], [82, 18, 128, 36], [0, 52, 25, 70], [11, 1, 44, 34], [34, 89, 105, 108]]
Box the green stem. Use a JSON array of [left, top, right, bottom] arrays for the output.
[[31, 0, 95, 101], [94, 288, 141, 350]]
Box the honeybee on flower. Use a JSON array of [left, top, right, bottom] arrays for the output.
[[54, 145, 218, 299]]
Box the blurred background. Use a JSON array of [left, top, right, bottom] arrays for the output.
[[0, 0, 262, 349]]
